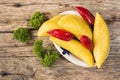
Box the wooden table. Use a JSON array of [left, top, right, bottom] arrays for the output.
[[0, 0, 120, 80]]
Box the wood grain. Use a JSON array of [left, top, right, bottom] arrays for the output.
[[0, 0, 120, 80]]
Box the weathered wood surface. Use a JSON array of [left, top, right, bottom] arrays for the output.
[[0, 0, 120, 80]]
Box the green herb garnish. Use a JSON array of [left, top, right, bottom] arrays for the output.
[[30, 12, 45, 29], [13, 27, 32, 42], [33, 39, 58, 67], [40, 51, 58, 67]]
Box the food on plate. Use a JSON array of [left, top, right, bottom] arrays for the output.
[[50, 14, 65, 23], [50, 36, 94, 67], [80, 35, 94, 51], [58, 14, 92, 40], [47, 29, 74, 41], [37, 15, 64, 37], [75, 6, 95, 26], [13, 27, 32, 42], [93, 12, 110, 68]]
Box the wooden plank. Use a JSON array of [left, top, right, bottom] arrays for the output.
[[0, 44, 120, 58], [0, 31, 36, 47], [0, 29, 119, 58], [0, 31, 52, 47], [0, 46, 33, 57], [0, 0, 119, 10], [0, 0, 120, 32], [0, 75, 34, 80], [0, 57, 120, 80]]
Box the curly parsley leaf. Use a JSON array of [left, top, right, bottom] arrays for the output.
[[13, 27, 32, 42], [40, 51, 58, 67], [33, 39, 58, 67], [30, 12, 45, 29], [33, 39, 44, 58]]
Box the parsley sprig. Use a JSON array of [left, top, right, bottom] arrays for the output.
[[13, 27, 32, 42], [33, 39, 58, 67], [30, 12, 45, 29]]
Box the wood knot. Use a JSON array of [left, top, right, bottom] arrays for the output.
[[0, 71, 10, 77], [106, 15, 118, 24], [58, 3, 70, 7], [13, 3, 22, 7]]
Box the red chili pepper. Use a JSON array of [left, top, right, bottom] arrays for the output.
[[80, 35, 94, 51], [47, 29, 74, 41], [75, 6, 95, 26]]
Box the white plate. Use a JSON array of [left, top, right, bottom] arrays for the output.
[[53, 10, 94, 67]]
